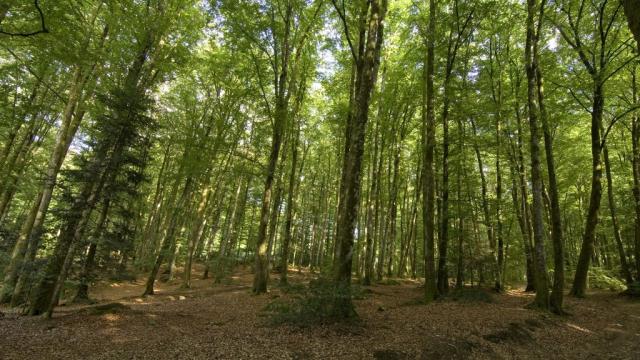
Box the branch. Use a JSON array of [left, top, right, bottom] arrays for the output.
[[330, 0, 358, 61], [547, 77, 592, 114], [0, 0, 48, 37], [602, 52, 639, 83], [2, 46, 66, 103], [600, 104, 640, 148], [248, 49, 274, 122]]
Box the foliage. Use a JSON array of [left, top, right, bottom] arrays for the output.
[[264, 278, 363, 326], [586, 267, 627, 292], [443, 287, 495, 303]]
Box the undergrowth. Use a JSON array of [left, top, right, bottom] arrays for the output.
[[264, 278, 368, 326], [442, 287, 495, 303]]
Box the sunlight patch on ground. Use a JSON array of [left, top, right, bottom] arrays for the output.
[[565, 323, 593, 333], [103, 313, 121, 322], [505, 290, 535, 298]]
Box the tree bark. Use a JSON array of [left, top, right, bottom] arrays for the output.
[[74, 198, 111, 302], [537, 48, 565, 312], [332, 0, 387, 316], [622, 0, 640, 51], [280, 124, 300, 285], [526, 0, 549, 309], [570, 81, 604, 298], [253, 3, 295, 294], [422, 0, 438, 302], [603, 143, 633, 284], [631, 69, 640, 280]]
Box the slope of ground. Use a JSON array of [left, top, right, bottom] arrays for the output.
[[0, 266, 639, 359]]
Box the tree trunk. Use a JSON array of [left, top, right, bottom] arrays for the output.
[[183, 183, 213, 288], [456, 118, 465, 288], [631, 69, 640, 280], [74, 198, 111, 302], [622, 0, 640, 51], [280, 124, 300, 285], [526, 0, 549, 309], [253, 3, 293, 292], [603, 143, 633, 283], [0, 191, 41, 304], [363, 123, 380, 285], [537, 55, 565, 313], [471, 118, 495, 283], [144, 177, 193, 295], [333, 0, 386, 316], [570, 81, 604, 298], [438, 85, 451, 295], [422, 0, 438, 302], [29, 162, 109, 315], [387, 136, 401, 278]]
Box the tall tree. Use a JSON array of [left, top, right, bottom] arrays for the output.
[[331, 0, 387, 316]]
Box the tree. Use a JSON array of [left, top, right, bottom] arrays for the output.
[[331, 0, 387, 316]]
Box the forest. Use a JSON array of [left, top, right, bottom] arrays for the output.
[[0, 0, 640, 358]]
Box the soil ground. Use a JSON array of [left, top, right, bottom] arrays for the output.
[[1, 265, 639, 359]]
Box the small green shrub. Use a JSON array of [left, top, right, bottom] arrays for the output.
[[444, 287, 494, 303], [264, 278, 360, 326], [588, 267, 626, 292]]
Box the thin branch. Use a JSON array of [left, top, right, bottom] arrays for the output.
[[601, 104, 640, 148], [330, 0, 358, 61], [2, 46, 66, 103], [0, 0, 48, 37], [248, 49, 274, 122], [602, 53, 639, 83]]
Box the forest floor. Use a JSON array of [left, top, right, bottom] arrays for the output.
[[1, 265, 639, 360]]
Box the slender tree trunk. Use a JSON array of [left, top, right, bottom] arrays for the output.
[[280, 125, 300, 285], [471, 118, 495, 279], [438, 86, 451, 295], [537, 54, 565, 312], [517, 113, 536, 292], [333, 0, 386, 316], [631, 69, 640, 280], [387, 137, 401, 278], [526, 0, 549, 308], [456, 119, 465, 288], [603, 143, 633, 284], [363, 125, 379, 285], [266, 180, 284, 272], [495, 120, 504, 292], [183, 183, 213, 288], [144, 177, 193, 295], [570, 81, 605, 298], [74, 198, 111, 302], [422, 0, 437, 302]]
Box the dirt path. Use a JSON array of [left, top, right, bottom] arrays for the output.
[[1, 266, 639, 359]]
